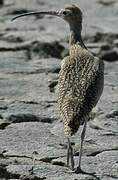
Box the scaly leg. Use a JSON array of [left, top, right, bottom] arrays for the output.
[[67, 137, 75, 170], [75, 119, 87, 173], [75, 119, 96, 175]]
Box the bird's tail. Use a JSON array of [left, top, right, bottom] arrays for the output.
[[64, 115, 80, 136]]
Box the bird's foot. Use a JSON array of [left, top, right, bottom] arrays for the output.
[[66, 163, 75, 171], [74, 166, 96, 175], [28, 166, 34, 175]]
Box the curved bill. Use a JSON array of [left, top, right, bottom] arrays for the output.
[[11, 11, 60, 21]]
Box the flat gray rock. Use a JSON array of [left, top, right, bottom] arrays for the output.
[[0, 0, 118, 179]]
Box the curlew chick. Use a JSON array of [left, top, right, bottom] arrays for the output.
[[12, 4, 104, 174]]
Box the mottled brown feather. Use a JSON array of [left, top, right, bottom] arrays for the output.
[[58, 44, 104, 136]]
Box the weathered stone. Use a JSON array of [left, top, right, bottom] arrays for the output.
[[100, 44, 111, 51], [31, 41, 64, 58], [114, 39, 118, 47], [105, 110, 118, 119], [101, 50, 118, 62], [97, 0, 116, 6], [5, 113, 39, 123], [0, 164, 20, 179], [0, 0, 118, 179], [0, 119, 10, 129], [0, 0, 3, 6], [2, 34, 24, 43], [48, 81, 58, 93]]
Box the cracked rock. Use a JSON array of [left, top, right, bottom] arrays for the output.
[[106, 110, 118, 119], [101, 49, 118, 62], [0, 0, 118, 179], [32, 41, 65, 59], [5, 113, 39, 123]]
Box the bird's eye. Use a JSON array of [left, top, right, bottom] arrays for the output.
[[63, 11, 67, 15], [62, 11, 70, 16]]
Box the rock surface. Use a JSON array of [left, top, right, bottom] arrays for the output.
[[0, 0, 118, 179]]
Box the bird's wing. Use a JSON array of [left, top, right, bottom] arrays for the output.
[[58, 52, 104, 126], [74, 56, 104, 123]]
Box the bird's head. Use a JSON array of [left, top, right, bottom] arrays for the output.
[[11, 4, 83, 26], [59, 5, 82, 24]]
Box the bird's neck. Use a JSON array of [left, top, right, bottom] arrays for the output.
[[69, 24, 87, 49]]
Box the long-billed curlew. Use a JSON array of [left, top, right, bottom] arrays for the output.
[[12, 4, 104, 174]]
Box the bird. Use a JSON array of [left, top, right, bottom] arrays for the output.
[[12, 4, 104, 174]]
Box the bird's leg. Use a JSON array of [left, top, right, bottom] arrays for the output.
[[75, 119, 87, 173], [75, 119, 96, 175], [67, 137, 75, 170]]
